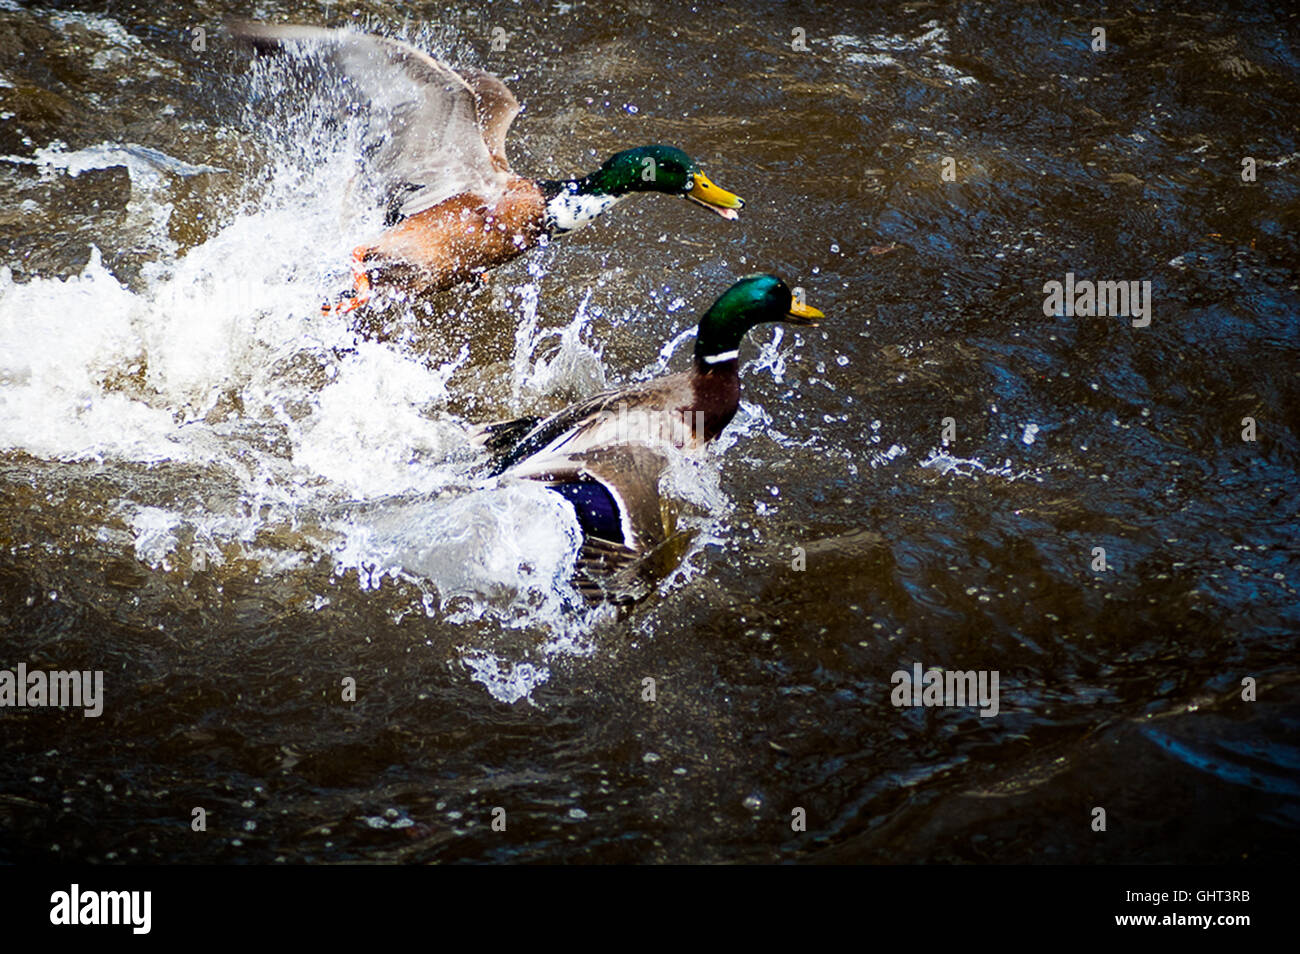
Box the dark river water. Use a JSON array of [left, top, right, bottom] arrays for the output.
[[1, 0, 1297, 863]]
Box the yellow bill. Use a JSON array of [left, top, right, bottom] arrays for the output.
[[687, 172, 744, 220], [786, 298, 824, 325]]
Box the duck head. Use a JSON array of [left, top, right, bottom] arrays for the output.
[[694, 274, 824, 369], [586, 145, 744, 219]]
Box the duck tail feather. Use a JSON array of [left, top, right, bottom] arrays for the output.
[[469, 416, 543, 453]]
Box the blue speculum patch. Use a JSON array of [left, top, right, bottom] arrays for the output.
[[550, 480, 624, 544]]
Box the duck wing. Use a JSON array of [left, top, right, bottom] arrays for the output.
[[513, 445, 669, 553], [513, 445, 689, 605], [476, 373, 694, 476], [455, 67, 521, 173], [230, 22, 520, 220], [472, 414, 544, 456]]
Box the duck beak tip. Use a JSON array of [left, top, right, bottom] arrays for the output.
[[786, 301, 825, 325], [687, 172, 743, 219]]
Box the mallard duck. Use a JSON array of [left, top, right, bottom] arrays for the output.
[[230, 22, 745, 313], [476, 274, 824, 601]]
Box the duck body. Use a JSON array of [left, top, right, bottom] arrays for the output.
[[230, 21, 744, 310], [359, 174, 550, 295], [480, 275, 822, 475], [481, 364, 739, 475], [474, 275, 825, 602]]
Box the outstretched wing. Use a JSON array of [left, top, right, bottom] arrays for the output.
[[456, 67, 520, 172], [230, 21, 520, 220]]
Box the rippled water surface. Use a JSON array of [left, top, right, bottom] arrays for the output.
[[1, 0, 1297, 863]]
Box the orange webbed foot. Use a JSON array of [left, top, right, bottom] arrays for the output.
[[321, 247, 374, 316]]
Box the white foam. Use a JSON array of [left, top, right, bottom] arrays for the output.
[[0, 142, 224, 185], [329, 483, 584, 625], [292, 342, 470, 498], [130, 506, 182, 569], [518, 288, 607, 401], [920, 449, 1040, 482], [462, 650, 551, 705], [0, 249, 184, 460]]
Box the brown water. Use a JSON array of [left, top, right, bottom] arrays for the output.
[[1, 0, 1298, 863]]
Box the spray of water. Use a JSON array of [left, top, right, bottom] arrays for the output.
[[0, 30, 740, 702]]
